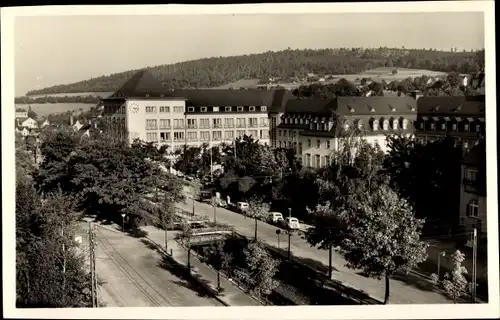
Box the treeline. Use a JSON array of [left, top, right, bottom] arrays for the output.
[[15, 95, 101, 104], [292, 72, 485, 99], [27, 47, 485, 95]]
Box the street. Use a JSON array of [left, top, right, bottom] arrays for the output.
[[177, 191, 454, 304], [76, 222, 223, 307]]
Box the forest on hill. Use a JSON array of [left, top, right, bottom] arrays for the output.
[[27, 47, 485, 95]]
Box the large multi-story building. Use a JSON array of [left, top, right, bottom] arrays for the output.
[[99, 70, 285, 152], [414, 95, 485, 150], [459, 141, 487, 244], [269, 96, 418, 168]]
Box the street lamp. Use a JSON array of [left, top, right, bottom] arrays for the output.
[[276, 229, 281, 248], [121, 214, 126, 232], [437, 251, 446, 279]]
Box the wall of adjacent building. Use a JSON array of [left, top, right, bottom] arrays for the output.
[[459, 164, 487, 236]]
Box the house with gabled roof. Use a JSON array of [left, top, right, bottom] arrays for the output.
[[99, 69, 289, 153]]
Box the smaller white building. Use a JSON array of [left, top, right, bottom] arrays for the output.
[[20, 117, 39, 129]]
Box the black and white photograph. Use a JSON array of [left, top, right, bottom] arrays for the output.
[[1, 2, 498, 319]]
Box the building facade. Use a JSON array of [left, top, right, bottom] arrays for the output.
[[99, 70, 281, 153], [269, 96, 418, 168], [459, 141, 487, 242], [415, 95, 485, 150]]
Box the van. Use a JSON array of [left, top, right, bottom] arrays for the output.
[[268, 212, 284, 223]]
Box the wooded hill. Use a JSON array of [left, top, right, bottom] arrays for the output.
[[27, 47, 485, 95]]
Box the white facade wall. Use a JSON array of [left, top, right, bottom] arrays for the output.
[[122, 99, 270, 152]]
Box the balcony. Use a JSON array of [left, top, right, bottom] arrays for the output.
[[224, 124, 235, 128], [236, 124, 246, 128], [174, 125, 184, 129], [187, 137, 199, 142], [159, 125, 171, 130], [260, 123, 269, 127], [199, 124, 210, 129], [213, 136, 222, 141], [249, 123, 258, 128], [187, 125, 198, 129], [213, 124, 222, 129]]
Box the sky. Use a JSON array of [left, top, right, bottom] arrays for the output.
[[14, 12, 485, 96]]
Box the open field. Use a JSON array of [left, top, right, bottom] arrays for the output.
[[212, 67, 451, 90], [15, 103, 95, 117]]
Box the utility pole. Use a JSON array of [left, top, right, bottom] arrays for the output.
[[88, 222, 97, 308], [61, 227, 66, 304], [472, 228, 477, 303], [328, 244, 333, 279], [287, 230, 291, 259]]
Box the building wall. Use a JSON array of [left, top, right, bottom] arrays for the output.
[[459, 164, 487, 236], [21, 118, 39, 129]]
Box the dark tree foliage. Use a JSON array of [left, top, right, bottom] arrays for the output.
[[35, 132, 184, 227], [384, 135, 464, 236], [16, 179, 93, 308], [27, 48, 485, 95]]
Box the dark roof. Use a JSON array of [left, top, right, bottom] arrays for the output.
[[336, 96, 417, 115], [284, 99, 336, 114], [417, 95, 485, 116], [109, 69, 168, 98], [463, 140, 486, 166], [268, 89, 295, 113], [165, 89, 274, 107]]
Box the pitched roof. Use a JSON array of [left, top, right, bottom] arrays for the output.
[[284, 99, 336, 114], [109, 69, 167, 98], [336, 96, 417, 115], [165, 89, 274, 107], [268, 89, 295, 113], [417, 95, 485, 116]]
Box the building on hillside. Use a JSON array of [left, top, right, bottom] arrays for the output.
[[20, 117, 39, 130], [15, 111, 28, 126], [459, 141, 487, 246], [269, 96, 418, 168], [99, 70, 287, 154], [415, 95, 485, 150]]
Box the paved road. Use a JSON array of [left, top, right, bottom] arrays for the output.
[[177, 192, 453, 304], [77, 222, 223, 307]]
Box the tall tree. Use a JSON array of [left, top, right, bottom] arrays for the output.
[[236, 241, 280, 298], [335, 184, 428, 304], [246, 196, 271, 241]]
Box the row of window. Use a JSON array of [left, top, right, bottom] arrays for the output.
[[189, 106, 267, 113], [303, 153, 330, 168], [145, 117, 268, 130], [146, 130, 269, 142], [146, 106, 184, 113], [419, 121, 483, 133]]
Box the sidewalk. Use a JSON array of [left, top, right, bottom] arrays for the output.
[[138, 226, 261, 306]]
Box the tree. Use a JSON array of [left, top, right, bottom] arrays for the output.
[[246, 196, 271, 240], [392, 68, 398, 75], [16, 180, 93, 307], [208, 241, 234, 290], [236, 241, 280, 298], [16, 133, 36, 182], [334, 184, 428, 304], [431, 250, 469, 303]]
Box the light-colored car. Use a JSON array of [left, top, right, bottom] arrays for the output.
[[283, 217, 300, 230], [268, 212, 284, 223], [236, 202, 249, 213]]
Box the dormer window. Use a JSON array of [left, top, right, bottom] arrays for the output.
[[393, 119, 399, 130], [237, 106, 244, 112], [249, 106, 256, 112], [409, 104, 416, 112], [476, 124, 481, 132], [372, 120, 379, 131], [261, 106, 267, 112], [348, 106, 355, 112], [452, 123, 457, 131], [453, 104, 463, 112], [300, 118, 304, 124], [430, 122, 436, 130], [187, 107, 194, 112], [294, 118, 299, 124], [225, 106, 232, 112], [441, 122, 446, 131], [357, 120, 363, 130], [432, 105, 440, 112], [464, 123, 469, 131], [390, 105, 396, 112], [383, 120, 389, 130], [201, 107, 207, 112], [369, 106, 375, 112], [402, 119, 408, 130], [145, 94, 150, 97]]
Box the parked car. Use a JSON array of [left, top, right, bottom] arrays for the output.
[[283, 217, 300, 230], [216, 199, 228, 208], [267, 212, 284, 224], [236, 202, 249, 213]]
